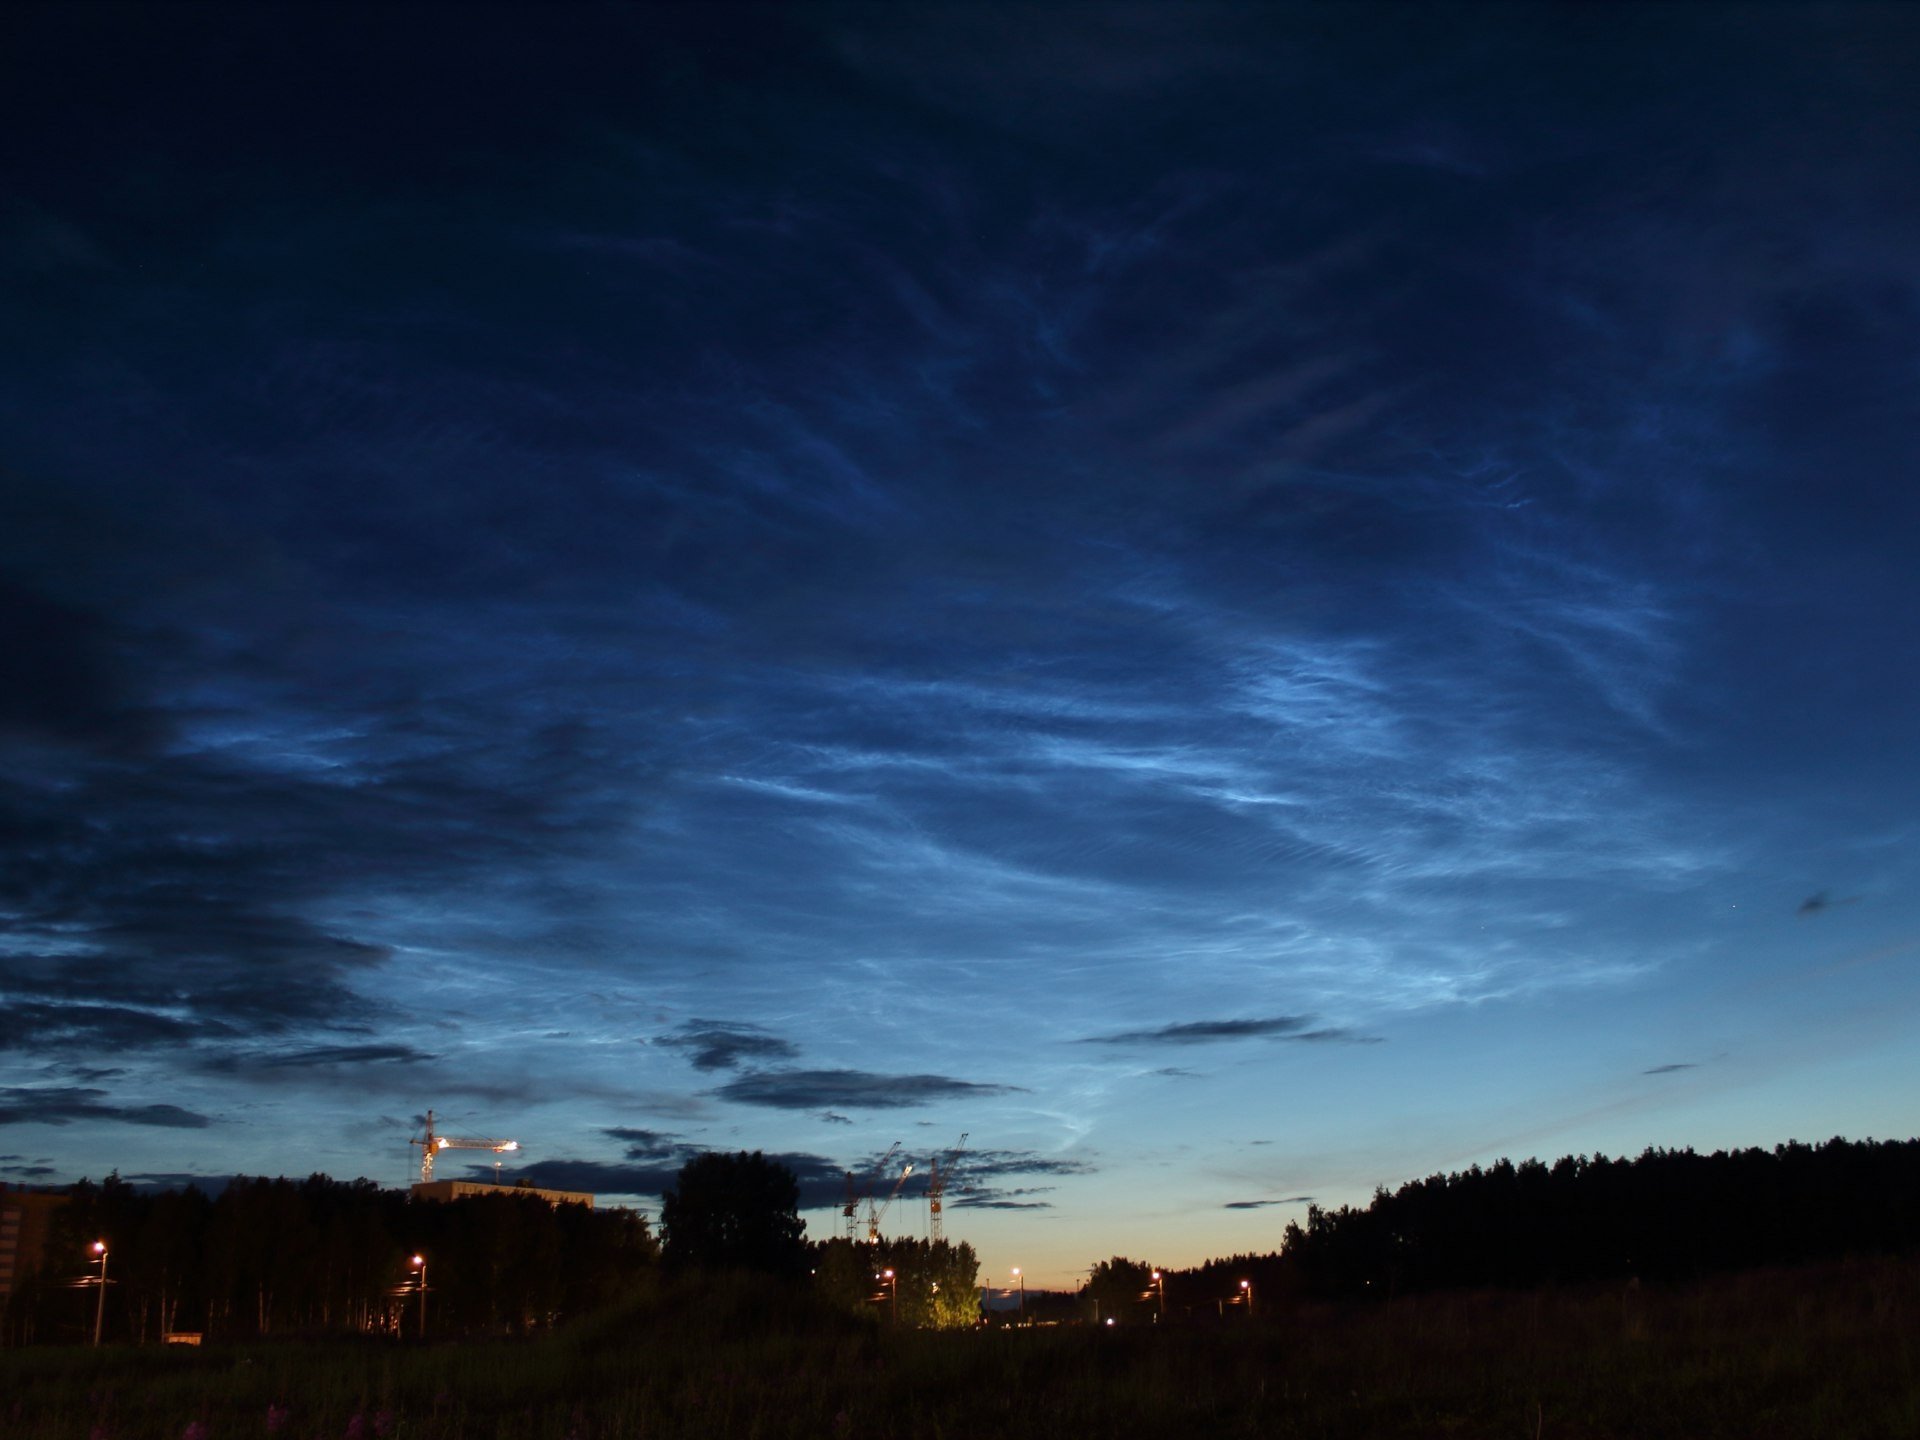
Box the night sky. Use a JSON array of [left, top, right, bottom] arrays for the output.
[[5, 2, 1919, 1287]]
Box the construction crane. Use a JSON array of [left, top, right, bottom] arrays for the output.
[[927, 1132, 969, 1244], [866, 1159, 914, 1244], [840, 1144, 898, 1244], [409, 1109, 519, 1184]]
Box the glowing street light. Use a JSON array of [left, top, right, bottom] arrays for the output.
[[1240, 1278, 1254, 1320], [883, 1267, 897, 1324], [1012, 1266, 1025, 1324], [1151, 1269, 1166, 1321], [410, 1253, 428, 1338], [90, 1241, 108, 1347]]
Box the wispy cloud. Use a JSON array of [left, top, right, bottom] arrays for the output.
[[0, 1086, 211, 1129], [1223, 1195, 1313, 1210], [1081, 1016, 1360, 1046], [656, 1020, 800, 1072], [713, 1069, 1021, 1111]]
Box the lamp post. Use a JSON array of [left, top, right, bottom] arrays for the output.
[[883, 1267, 897, 1324], [90, 1241, 108, 1347], [410, 1253, 427, 1338], [1012, 1266, 1024, 1325], [1240, 1278, 1254, 1320], [1151, 1269, 1165, 1322]]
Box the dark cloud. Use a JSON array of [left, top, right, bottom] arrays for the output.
[[480, 1158, 675, 1198], [956, 1148, 1096, 1181], [0, 578, 157, 749], [602, 1126, 685, 1159], [1082, 1016, 1358, 1046], [942, 1148, 1092, 1211], [1797, 892, 1861, 917], [820, 1111, 852, 1124], [953, 1196, 1052, 1210], [657, 1020, 800, 1072], [0, 1000, 231, 1051], [0, 845, 393, 1053], [0, 1086, 212, 1129], [1, 1162, 56, 1177], [1642, 1062, 1697, 1075], [713, 1068, 1020, 1111], [0, 524, 671, 1079], [1223, 1195, 1313, 1209], [202, 1043, 438, 1073], [490, 1146, 849, 1209]]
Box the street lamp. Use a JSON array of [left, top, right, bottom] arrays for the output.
[[1012, 1266, 1024, 1324], [1151, 1269, 1165, 1321], [90, 1241, 108, 1347], [883, 1267, 897, 1324], [1240, 1278, 1254, 1320], [410, 1253, 428, 1338]]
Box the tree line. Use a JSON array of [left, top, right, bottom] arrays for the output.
[[2, 1173, 656, 1346], [3, 1150, 980, 1346], [1280, 1136, 1920, 1298], [17, 1137, 1910, 1344], [1083, 1136, 1920, 1318]]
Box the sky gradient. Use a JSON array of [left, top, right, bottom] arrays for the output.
[[4, 2, 1919, 1288]]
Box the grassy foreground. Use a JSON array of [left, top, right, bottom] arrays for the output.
[[5, 1256, 1917, 1440]]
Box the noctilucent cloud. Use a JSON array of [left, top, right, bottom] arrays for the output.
[[4, 3, 1918, 1287]]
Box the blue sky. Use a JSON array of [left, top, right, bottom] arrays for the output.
[[3, 2, 1919, 1287]]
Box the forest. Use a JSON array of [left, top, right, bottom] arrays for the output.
[[7, 1136, 1920, 1346], [1102, 1136, 1920, 1319], [1, 1174, 657, 1346], [0, 1155, 983, 1346]]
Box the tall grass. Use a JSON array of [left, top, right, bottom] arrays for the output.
[[6, 1256, 1916, 1439]]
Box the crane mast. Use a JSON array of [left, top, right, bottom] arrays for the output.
[[867, 1160, 913, 1244], [927, 1131, 968, 1244], [410, 1109, 520, 1184]]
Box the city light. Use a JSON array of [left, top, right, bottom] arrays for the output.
[[89, 1240, 109, 1347]]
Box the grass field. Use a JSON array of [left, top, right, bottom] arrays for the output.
[[6, 1255, 1917, 1439]]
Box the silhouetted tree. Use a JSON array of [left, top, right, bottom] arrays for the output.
[[1082, 1255, 1155, 1323], [2, 1172, 656, 1344], [661, 1151, 807, 1275], [1268, 1137, 1920, 1301]]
